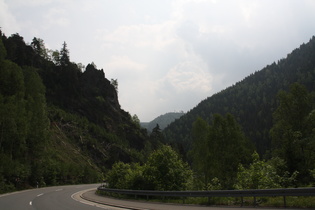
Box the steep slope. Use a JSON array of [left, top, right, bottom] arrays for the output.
[[141, 112, 185, 132], [164, 36, 315, 155], [0, 31, 150, 192]]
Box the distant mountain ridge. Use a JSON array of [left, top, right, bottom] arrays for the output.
[[163, 36, 315, 155], [141, 112, 185, 132]]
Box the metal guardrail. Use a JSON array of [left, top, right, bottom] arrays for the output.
[[97, 186, 315, 207]]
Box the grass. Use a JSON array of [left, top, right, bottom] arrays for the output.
[[261, 196, 315, 208]]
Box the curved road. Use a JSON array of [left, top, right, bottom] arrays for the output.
[[0, 184, 305, 210], [0, 184, 107, 210]]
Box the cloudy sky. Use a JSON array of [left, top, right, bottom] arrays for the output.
[[1, 0, 315, 122]]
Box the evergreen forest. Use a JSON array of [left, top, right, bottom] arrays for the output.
[[0, 30, 315, 194], [164, 36, 315, 188]]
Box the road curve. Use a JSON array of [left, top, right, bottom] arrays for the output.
[[0, 184, 305, 210], [0, 183, 112, 210]]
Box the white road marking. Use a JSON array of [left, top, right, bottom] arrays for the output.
[[55, 189, 63, 191], [72, 189, 128, 210], [37, 193, 44, 197], [29, 201, 32, 205]]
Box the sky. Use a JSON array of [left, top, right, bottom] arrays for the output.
[[1, 0, 315, 122]]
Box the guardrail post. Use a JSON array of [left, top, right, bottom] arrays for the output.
[[254, 196, 257, 207], [241, 197, 243, 207], [283, 196, 286, 208]]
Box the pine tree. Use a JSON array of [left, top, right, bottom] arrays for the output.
[[59, 41, 70, 66]]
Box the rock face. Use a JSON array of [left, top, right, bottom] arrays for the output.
[[79, 64, 121, 129]]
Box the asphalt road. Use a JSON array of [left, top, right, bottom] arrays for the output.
[[0, 183, 111, 210]]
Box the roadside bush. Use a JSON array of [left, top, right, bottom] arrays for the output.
[[234, 152, 298, 189], [106, 145, 193, 191]]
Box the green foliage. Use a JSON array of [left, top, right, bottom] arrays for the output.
[[106, 162, 131, 189], [59, 41, 70, 66], [23, 66, 49, 157], [106, 162, 145, 190], [0, 31, 152, 193], [163, 36, 315, 189], [164, 36, 315, 157], [235, 152, 298, 189], [143, 145, 192, 191], [235, 152, 277, 189], [0, 53, 86, 191], [0, 34, 6, 61], [131, 114, 140, 128], [110, 78, 118, 93], [107, 145, 193, 191], [31, 37, 49, 59], [50, 50, 60, 65], [206, 177, 222, 190], [0, 60, 27, 160], [190, 114, 253, 189], [148, 124, 164, 149], [271, 83, 315, 184], [190, 117, 209, 187]]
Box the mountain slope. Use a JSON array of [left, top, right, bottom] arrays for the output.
[[0, 31, 151, 192], [141, 112, 185, 132], [164, 36, 315, 155]]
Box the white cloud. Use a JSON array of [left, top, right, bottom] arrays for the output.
[[92, 11, 216, 121], [44, 7, 70, 28], [2, 0, 315, 121], [0, 0, 20, 34], [164, 60, 212, 92], [106, 55, 146, 76], [7, 0, 73, 7], [97, 21, 178, 52]]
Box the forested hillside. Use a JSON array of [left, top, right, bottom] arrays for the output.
[[141, 111, 185, 133], [164, 36, 315, 156], [0, 31, 155, 193]]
